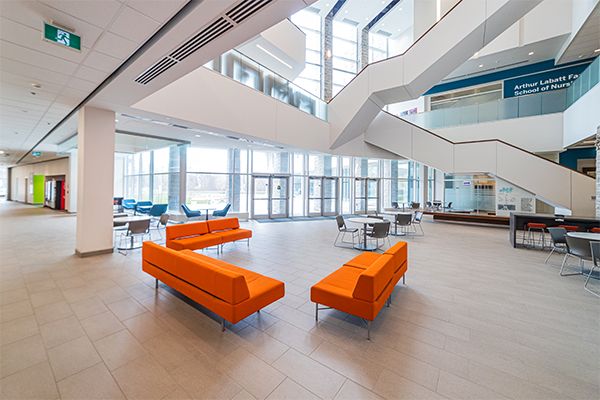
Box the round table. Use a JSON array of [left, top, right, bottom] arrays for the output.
[[567, 232, 600, 241], [113, 216, 151, 250], [347, 217, 385, 251], [380, 211, 413, 236]]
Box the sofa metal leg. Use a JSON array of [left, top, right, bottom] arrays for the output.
[[248, 238, 250, 247], [315, 303, 318, 322], [221, 318, 225, 332], [403, 275, 405, 285], [155, 279, 158, 289], [367, 321, 371, 340]]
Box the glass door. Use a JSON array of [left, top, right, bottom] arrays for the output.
[[355, 178, 379, 214], [309, 177, 338, 216], [308, 177, 322, 216], [251, 175, 289, 218], [323, 178, 337, 216]]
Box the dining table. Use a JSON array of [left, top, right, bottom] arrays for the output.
[[347, 217, 384, 251]]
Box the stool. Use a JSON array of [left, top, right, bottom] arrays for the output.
[[524, 223, 547, 249], [589, 227, 600, 233], [558, 225, 579, 232]]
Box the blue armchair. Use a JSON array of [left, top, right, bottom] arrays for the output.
[[147, 204, 168, 217], [212, 204, 231, 218], [135, 201, 153, 215], [181, 204, 202, 220], [122, 199, 136, 211]]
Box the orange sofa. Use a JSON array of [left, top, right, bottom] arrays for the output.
[[142, 241, 284, 329], [166, 218, 251, 252], [310, 241, 407, 339]]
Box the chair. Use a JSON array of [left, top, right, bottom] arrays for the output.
[[560, 235, 592, 276], [443, 202, 452, 211], [212, 204, 231, 218], [391, 202, 399, 209], [147, 204, 168, 218], [544, 227, 568, 264], [154, 213, 169, 240], [122, 199, 136, 212], [365, 221, 391, 250], [135, 201, 153, 215], [119, 219, 150, 254], [181, 204, 202, 221], [590, 227, 600, 234], [425, 201, 433, 211], [411, 211, 425, 236], [365, 215, 384, 234], [334, 215, 359, 247], [523, 222, 547, 249], [558, 225, 579, 232], [410, 202, 420, 210], [394, 213, 412, 236], [585, 242, 600, 297]]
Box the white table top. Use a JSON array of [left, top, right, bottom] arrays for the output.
[[114, 216, 151, 223], [567, 232, 600, 241], [347, 217, 386, 224], [381, 210, 413, 215]]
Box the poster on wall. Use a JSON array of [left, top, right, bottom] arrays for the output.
[[503, 62, 590, 98], [496, 178, 536, 217], [398, 108, 417, 116]]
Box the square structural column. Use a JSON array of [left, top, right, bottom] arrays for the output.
[[76, 106, 115, 257]]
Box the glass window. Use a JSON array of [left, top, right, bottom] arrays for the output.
[[153, 147, 175, 174], [187, 147, 229, 173], [291, 9, 322, 98], [294, 154, 304, 175], [252, 151, 289, 174], [141, 152, 151, 175]]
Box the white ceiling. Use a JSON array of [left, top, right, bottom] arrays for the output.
[[0, 0, 188, 166], [557, 2, 600, 64]]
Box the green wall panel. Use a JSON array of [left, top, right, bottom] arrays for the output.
[[33, 175, 45, 204]]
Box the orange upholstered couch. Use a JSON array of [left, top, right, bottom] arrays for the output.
[[310, 241, 407, 339], [166, 218, 251, 252], [142, 242, 284, 329]]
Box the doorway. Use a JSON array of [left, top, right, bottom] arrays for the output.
[[251, 175, 290, 218], [308, 177, 338, 216], [355, 178, 379, 214]]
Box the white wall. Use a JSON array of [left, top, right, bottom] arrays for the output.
[[114, 153, 126, 198], [432, 113, 565, 153], [523, 0, 572, 45], [563, 82, 600, 147], [9, 158, 69, 204]]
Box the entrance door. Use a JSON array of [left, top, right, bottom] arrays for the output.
[[251, 175, 290, 218], [355, 178, 379, 214], [309, 177, 338, 216]]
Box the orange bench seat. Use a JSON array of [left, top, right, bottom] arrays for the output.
[[166, 217, 251, 251]]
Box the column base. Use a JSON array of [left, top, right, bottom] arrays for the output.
[[75, 248, 114, 258]]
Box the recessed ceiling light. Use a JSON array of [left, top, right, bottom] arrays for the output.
[[382, 23, 385, 26], [528, 51, 534, 55], [195, 134, 201, 137], [365, 17, 368, 20], [21, 110, 28, 113], [166, 117, 170, 120], [0, 150, 4, 154], [256, 44, 293, 68], [31, 83, 42, 89], [399, 8, 402, 11], [345, 10, 348, 13], [579, 55, 584, 58], [479, 64, 483, 68], [595, 48, 600, 52]]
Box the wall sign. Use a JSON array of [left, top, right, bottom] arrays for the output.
[[32, 151, 41, 156], [503, 63, 589, 98], [43, 22, 81, 52]]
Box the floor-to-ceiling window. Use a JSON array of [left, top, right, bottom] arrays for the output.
[[332, 20, 358, 97], [291, 9, 322, 97], [368, 32, 388, 63]]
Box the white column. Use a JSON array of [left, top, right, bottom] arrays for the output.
[[75, 107, 115, 257], [66, 149, 78, 213]]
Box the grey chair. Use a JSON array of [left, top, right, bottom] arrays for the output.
[[119, 219, 150, 254], [394, 213, 412, 236], [544, 227, 567, 264], [411, 211, 425, 236], [154, 213, 169, 240], [585, 242, 600, 297], [365, 221, 391, 250], [365, 215, 384, 234], [560, 235, 592, 276], [334, 215, 359, 247]]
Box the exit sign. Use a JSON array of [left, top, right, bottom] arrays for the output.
[[32, 151, 41, 156], [43, 22, 81, 51]]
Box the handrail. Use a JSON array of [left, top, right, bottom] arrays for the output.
[[381, 109, 594, 179], [566, 55, 600, 107], [327, 0, 464, 103]]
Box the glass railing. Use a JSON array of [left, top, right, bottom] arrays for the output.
[[401, 89, 568, 130], [566, 56, 600, 107], [204, 49, 327, 121]]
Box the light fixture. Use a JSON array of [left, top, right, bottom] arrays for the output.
[[166, 117, 170, 120], [256, 44, 293, 68], [345, 10, 348, 13], [579, 55, 584, 58], [595, 48, 600, 53], [528, 51, 534, 55], [479, 64, 483, 68], [382, 23, 385, 26], [195, 134, 201, 137], [473, 52, 479, 59], [0, 150, 4, 154], [31, 83, 42, 89], [399, 8, 402, 10]]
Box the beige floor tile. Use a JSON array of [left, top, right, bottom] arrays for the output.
[[0, 334, 47, 379], [70, 297, 108, 320], [61, 286, 97, 304], [57, 362, 125, 399], [112, 355, 179, 400], [46, 336, 102, 381], [171, 355, 243, 399], [272, 349, 345, 400], [310, 341, 383, 390], [107, 297, 148, 321], [372, 369, 446, 400], [226, 325, 289, 364], [264, 320, 323, 356], [219, 347, 285, 400], [232, 389, 258, 400], [0, 361, 58, 400], [93, 329, 148, 371], [25, 279, 58, 295], [436, 370, 508, 399], [123, 311, 170, 343], [28, 289, 65, 309], [334, 380, 385, 400], [142, 332, 196, 371], [266, 378, 320, 400], [33, 300, 73, 325], [0, 288, 30, 306], [162, 387, 192, 400], [0, 315, 39, 346], [1, 299, 33, 323], [96, 285, 130, 304], [39, 315, 85, 349], [80, 311, 125, 342]]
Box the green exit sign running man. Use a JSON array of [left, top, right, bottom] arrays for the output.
[[43, 22, 81, 52]]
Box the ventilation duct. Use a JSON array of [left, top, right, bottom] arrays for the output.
[[134, 0, 273, 85]]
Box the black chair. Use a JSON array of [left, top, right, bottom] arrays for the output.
[[411, 211, 424, 236], [544, 227, 567, 264], [334, 215, 358, 247], [366, 221, 391, 250], [391, 202, 399, 209], [444, 202, 452, 211], [411, 202, 420, 210], [585, 242, 600, 297], [394, 213, 412, 236], [560, 236, 593, 276]]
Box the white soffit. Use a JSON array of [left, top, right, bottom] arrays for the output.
[[556, 2, 600, 65]]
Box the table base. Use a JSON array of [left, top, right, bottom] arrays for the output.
[[354, 243, 378, 251]]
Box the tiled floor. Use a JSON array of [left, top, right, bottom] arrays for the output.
[[1, 201, 599, 400]]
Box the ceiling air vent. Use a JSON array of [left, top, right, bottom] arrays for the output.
[[134, 0, 273, 85], [376, 30, 392, 37], [226, 0, 273, 24], [342, 18, 359, 26]]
